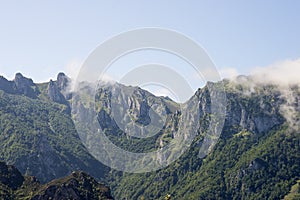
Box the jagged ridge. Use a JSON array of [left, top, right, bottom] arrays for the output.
[[0, 162, 113, 200]]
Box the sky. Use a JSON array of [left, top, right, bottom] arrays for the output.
[[0, 0, 300, 99]]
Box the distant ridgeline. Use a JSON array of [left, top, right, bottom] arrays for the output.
[[0, 73, 299, 199], [0, 72, 69, 100]]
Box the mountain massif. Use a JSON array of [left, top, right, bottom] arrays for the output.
[[0, 73, 299, 199]]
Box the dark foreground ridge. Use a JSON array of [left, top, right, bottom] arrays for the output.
[[0, 161, 114, 200]]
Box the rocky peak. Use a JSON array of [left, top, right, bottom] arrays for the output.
[[13, 72, 39, 98], [14, 72, 24, 79], [47, 79, 67, 104], [14, 72, 35, 88], [56, 72, 70, 91]]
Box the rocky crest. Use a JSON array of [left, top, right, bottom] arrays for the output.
[[0, 72, 71, 104], [0, 162, 113, 200], [13, 73, 39, 98], [93, 80, 284, 149], [0, 73, 39, 98], [47, 73, 72, 105], [56, 72, 70, 92], [47, 80, 67, 104]]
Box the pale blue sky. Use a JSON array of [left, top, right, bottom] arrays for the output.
[[0, 0, 300, 86]]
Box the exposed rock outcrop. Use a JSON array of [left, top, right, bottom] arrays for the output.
[[32, 171, 114, 200], [47, 72, 72, 105], [47, 80, 67, 104], [0, 162, 114, 200], [0, 73, 39, 97], [56, 72, 70, 92], [0, 76, 13, 93], [13, 73, 39, 98]]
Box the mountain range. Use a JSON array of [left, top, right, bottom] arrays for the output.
[[0, 72, 299, 199]]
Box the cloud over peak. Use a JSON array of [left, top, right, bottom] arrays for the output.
[[251, 58, 300, 86]]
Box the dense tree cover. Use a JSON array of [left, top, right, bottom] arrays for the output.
[[0, 90, 108, 183], [107, 125, 299, 200]]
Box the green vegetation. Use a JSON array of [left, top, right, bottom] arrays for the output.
[[0, 90, 108, 183], [285, 180, 300, 200], [107, 125, 299, 199]]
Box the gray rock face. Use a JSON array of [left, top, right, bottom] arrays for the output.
[[94, 82, 178, 138], [57, 72, 70, 92], [47, 80, 67, 104], [224, 92, 284, 136], [47, 73, 72, 104], [0, 76, 13, 93], [13, 73, 39, 98], [94, 80, 285, 143], [0, 72, 72, 103], [0, 73, 39, 97]]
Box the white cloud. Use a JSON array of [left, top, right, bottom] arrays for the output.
[[251, 58, 300, 86], [219, 67, 239, 79], [219, 58, 300, 131], [99, 73, 116, 83], [64, 60, 82, 80]]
